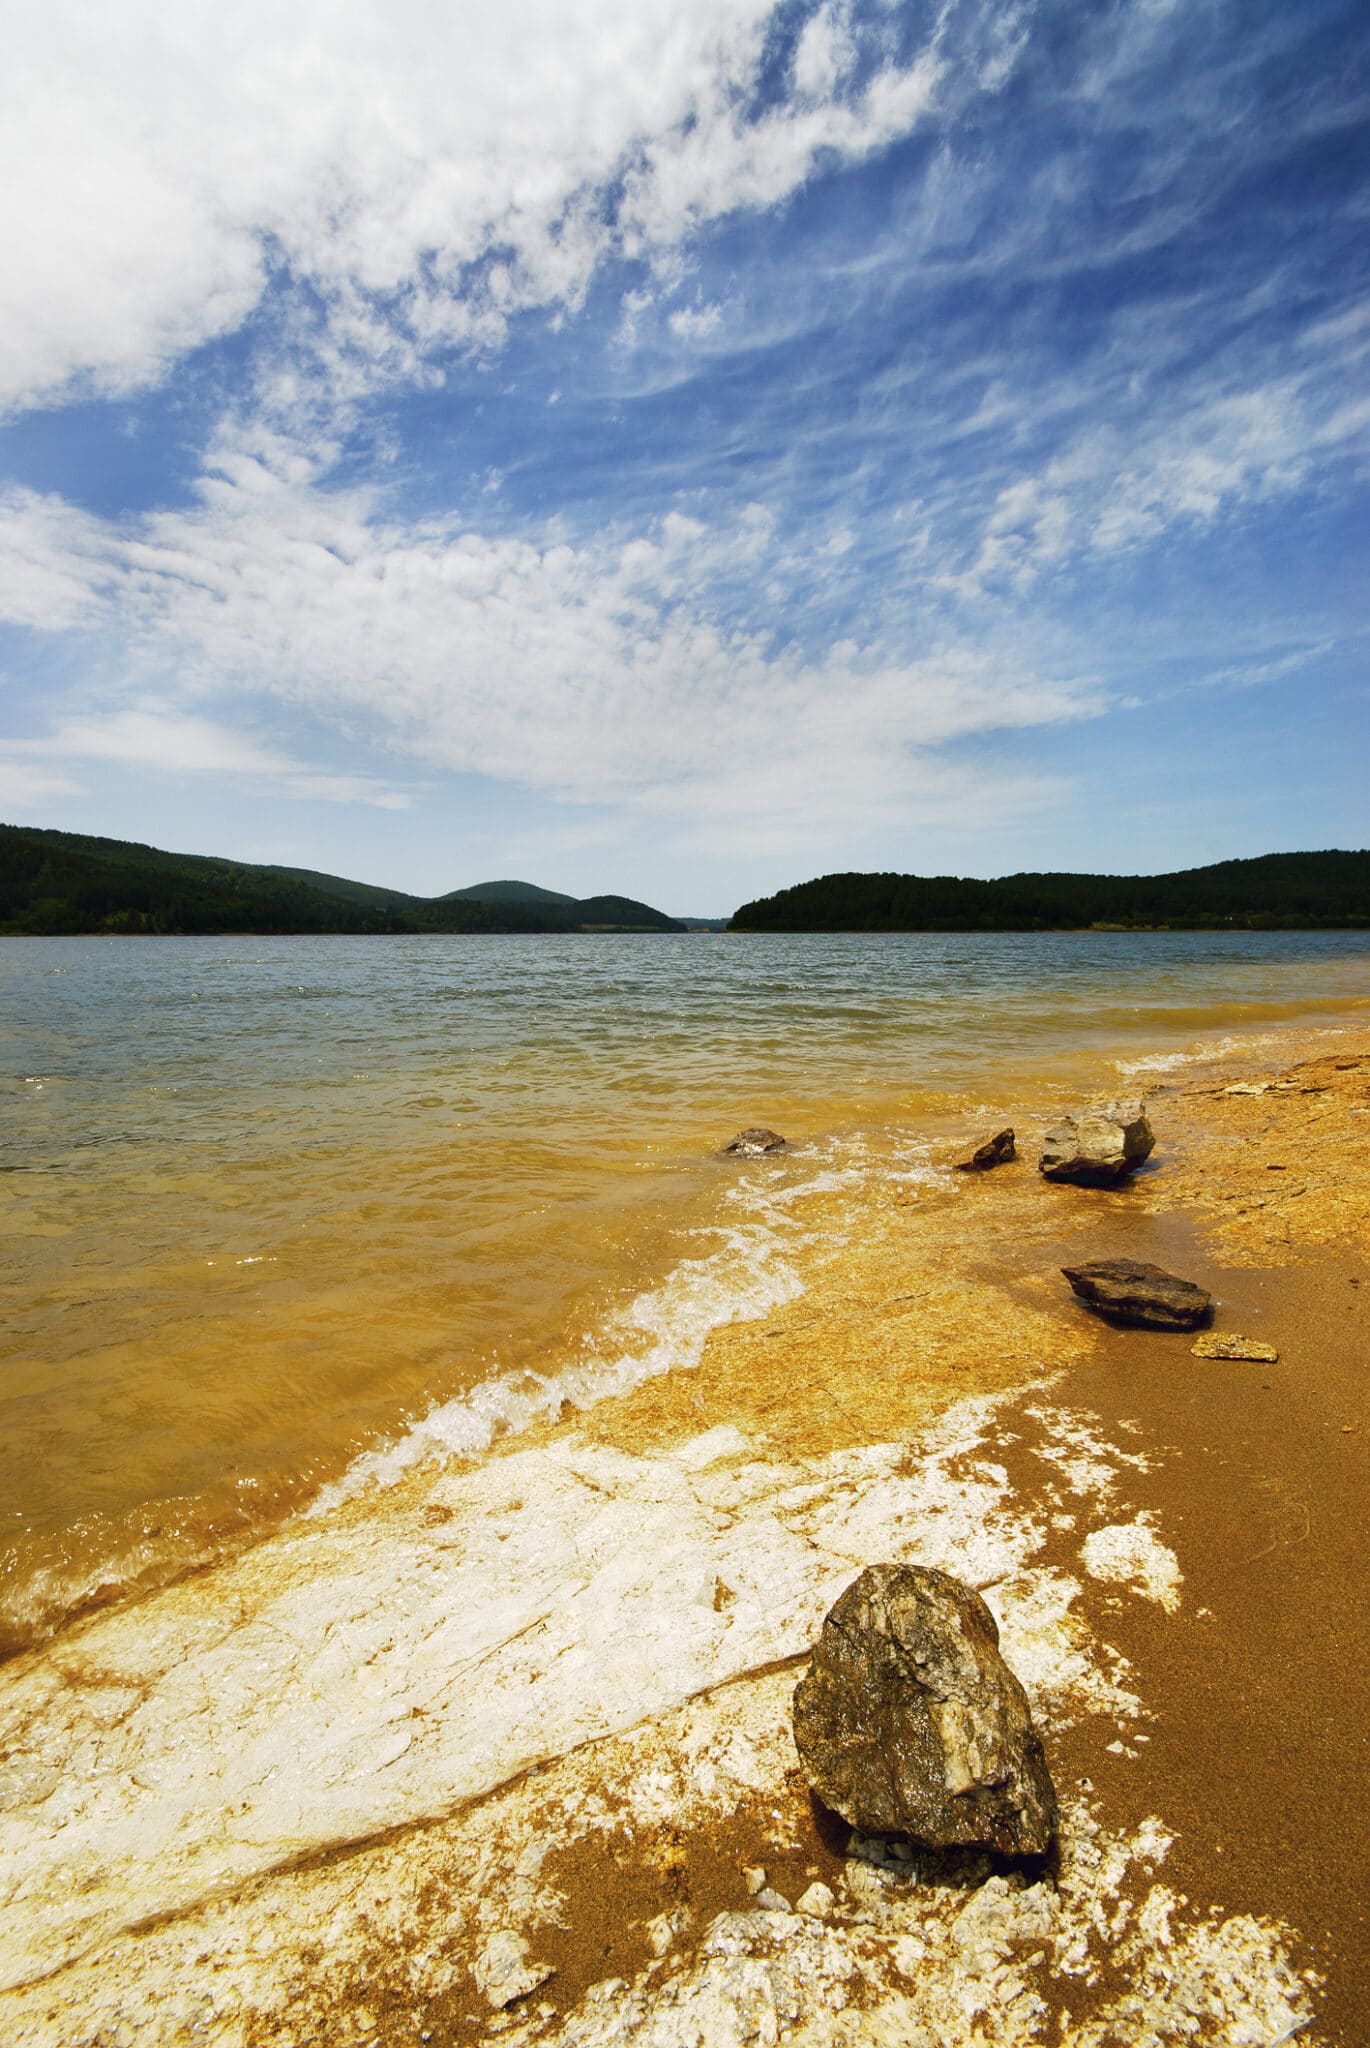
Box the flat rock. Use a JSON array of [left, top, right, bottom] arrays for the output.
[[1191, 1333, 1279, 1362], [954, 1128, 1016, 1172], [1039, 1100, 1154, 1184], [1062, 1258, 1212, 1330], [722, 1127, 786, 1155], [791, 1563, 1058, 1858]]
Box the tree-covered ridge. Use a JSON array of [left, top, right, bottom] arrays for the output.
[[0, 825, 683, 935], [730, 853, 1370, 932]]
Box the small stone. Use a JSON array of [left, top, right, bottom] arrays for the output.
[[795, 1881, 836, 1917], [472, 1931, 556, 2010], [742, 1865, 766, 1894], [954, 1128, 1016, 1172], [1061, 1258, 1212, 1330], [792, 1563, 1058, 1857], [755, 1887, 791, 1912], [646, 1908, 687, 1956], [1039, 1101, 1154, 1185], [1191, 1333, 1279, 1362], [722, 1127, 787, 1156]]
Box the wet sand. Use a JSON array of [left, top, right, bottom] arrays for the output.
[[527, 1036, 1370, 2044], [2, 1026, 1367, 2045], [1000, 1248, 1369, 2045]]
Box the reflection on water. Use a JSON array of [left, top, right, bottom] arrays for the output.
[[2, 929, 1368, 1652]]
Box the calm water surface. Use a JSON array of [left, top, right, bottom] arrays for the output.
[[3, 929, 1368, 1652]]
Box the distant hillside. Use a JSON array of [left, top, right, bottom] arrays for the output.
[[0, 825, 684, 936], [259, 866, 422, 910], [441, 879, 579, 907], [730, 853, 1370, 932]]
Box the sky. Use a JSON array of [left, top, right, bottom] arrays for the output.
[[0, 0, 1366, 915]]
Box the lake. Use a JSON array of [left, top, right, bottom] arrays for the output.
[[3, 928, 1368, 1656]]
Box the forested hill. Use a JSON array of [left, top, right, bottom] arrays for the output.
[[730, 853, 1370, 932], [0, 825, 683, 935]]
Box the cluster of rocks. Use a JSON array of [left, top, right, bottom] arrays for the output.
[[949, 1100, 1281, 1342], [953, 1097, 1154, 1184], [775, 1092, 1280, 1865], [725, 1097, 1156, 1183], [723, 1106, 1282, 1350]]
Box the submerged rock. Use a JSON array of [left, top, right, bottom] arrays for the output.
[[1191, 1332, 1279, 1362], [1039, 1101, 1154, 1184], [954, 1128, 1016, 1172], [791, 1563, 1058, 1858], [1062, 1258, 1212, 1330], [722, 1127, 787, 1156]]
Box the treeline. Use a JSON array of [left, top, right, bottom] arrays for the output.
[[0, 825, 682, 935], [730, 852, 1370, 932]]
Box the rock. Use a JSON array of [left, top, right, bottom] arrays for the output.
[[754, 1887, 791, 1912], [722, 1127, 786, 1156], [795, 1881, 836, 1917], [791, 1563, 1058, 1858], [472, 1929, 556, 2009], [741, 1865, 766, 1895], [1061, 1259, 1211, 1330], [1039, 1101, 1154, 1185], [646, 1908, 687, 1956], [954, 1128, 1016, 1172], [1191, 1333, 1279, 1362]]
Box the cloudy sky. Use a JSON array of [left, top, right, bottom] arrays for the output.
[[0, 0, 1365, 911]]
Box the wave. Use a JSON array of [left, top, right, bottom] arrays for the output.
[[310, 1141, 931, 1514]]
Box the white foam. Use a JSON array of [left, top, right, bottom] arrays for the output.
[[1115, 1031, 1282, 1079], [310, 1176, 814, 1513]]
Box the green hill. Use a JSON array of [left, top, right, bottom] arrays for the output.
[[730, 853, 1370, 932], [0, 825, 684, 936], [441, 879, 579, 907]]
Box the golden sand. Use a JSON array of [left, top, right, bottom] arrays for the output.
[[2, 1023, 1366, 2046]]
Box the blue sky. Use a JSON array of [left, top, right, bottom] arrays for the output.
[[0, 0, 1365, 913]]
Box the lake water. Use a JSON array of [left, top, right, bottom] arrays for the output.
[[3, 928, 1368, 1656]]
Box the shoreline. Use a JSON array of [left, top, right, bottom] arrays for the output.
[[1, 1021, 1367, 2043]]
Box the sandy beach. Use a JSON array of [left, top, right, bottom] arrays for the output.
[[1, 1022, 1366, 2046]]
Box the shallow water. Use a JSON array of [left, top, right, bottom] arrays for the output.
[[3, 928, 1368, 1653]]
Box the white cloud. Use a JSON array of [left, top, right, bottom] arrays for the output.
[[667, 302, 723, 342], [0, 491, 116, 629], [0, 0, 944, 415], [0, 760, 83, 811], [11, 703, 412, 810], [941, 368, 1334, 598], [793, 2, 856, 101], [0, 454, 1099, 840]]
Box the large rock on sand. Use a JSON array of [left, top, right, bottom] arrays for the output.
[[1062, 1258, 1212, 1330], [792, 1564, 1058, 1857], [1039, 1100, 1154, 1185]]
